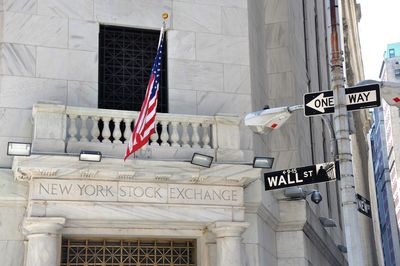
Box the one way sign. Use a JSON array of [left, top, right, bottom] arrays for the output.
[[304, 90, 334, 116], [304, 84, 381, 117], [345, 83, 381, 111]]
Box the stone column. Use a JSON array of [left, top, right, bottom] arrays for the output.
[[23, 217, 66, 266], [209, 221, 249, 266]]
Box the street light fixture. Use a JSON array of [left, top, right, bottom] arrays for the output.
[[244, 80, 400, 135], [244, 105, 303, 134], [357, 79, 400, 107]]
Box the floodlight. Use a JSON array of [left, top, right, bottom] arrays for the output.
[[253, 157, 274, 169], [7, 142, 31, 156], [79, 150, 102, 162], [319, 217, 337, 227], [191, 153, 213, 168]]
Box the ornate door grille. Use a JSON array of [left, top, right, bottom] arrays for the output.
[[61, 238, 196, 266], [99, 25, 168, 112]]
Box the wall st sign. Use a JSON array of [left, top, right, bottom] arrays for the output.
[[264, 161, 340, 191]]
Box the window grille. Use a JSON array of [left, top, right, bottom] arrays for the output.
[[61, 238, 196, 266], [394, 68, 400, 78], [99, 25, 168, 112]]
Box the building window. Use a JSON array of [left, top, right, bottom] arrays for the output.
[[389, 48, 395, 58], [61, 238, 196, 266], [394, 69, 400, 78], [99, 25, 168, 112]]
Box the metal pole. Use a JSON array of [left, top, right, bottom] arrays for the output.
[[328, 0, 365, 265]]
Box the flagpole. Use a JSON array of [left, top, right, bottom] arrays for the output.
[[141, 12, 168, 159], [124, 13, 169, 161]]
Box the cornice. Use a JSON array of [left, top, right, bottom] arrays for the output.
[[12, 155, 261, 187]]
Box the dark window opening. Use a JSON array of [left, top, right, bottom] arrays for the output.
[[98, 25, 168, 112], [389, 48, 395, 58], [394, 69, 400, 78]]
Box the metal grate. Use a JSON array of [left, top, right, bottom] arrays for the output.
[[61, 238, 196, 266], [99, 25, 168, 112]]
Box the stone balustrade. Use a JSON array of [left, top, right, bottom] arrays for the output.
[[32, 103, 249, 162], [65, 106, 216, 148]]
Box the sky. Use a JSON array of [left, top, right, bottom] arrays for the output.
[[358, 0, 400, 80]]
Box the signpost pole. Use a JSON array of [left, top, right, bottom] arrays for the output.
[[329, 1, 364, 265]]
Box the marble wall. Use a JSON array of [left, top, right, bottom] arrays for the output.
[[0, 0, 253, 167], [0, 170, 28, 266], [246, 0, 350, 265]]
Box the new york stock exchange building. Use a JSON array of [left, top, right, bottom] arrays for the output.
[[0, 0, 379, 266]]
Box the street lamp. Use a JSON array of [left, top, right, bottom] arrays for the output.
[[244, 80, 400, 135], [244, 105, 303, 134], [357, 79, 400, 107]]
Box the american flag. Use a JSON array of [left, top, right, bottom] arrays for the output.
[[124, 27, 165, 160]]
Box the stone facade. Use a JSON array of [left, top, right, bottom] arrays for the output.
[[0, 0, 378, 265]]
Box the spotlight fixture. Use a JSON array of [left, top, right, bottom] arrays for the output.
[[191, 153, 213, 168], [253, 157, 274, 169], [337, 244, 347, 253], [79, 150, 102, 162], [7, 142, 32, 156], [319, 217, 337, 227], [284, 187, 323, 204]]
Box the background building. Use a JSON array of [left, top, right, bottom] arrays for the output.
[[0, 0, 378, 265], [369, 42, 400, 266]]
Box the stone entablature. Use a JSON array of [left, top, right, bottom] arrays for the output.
[[13, 155, 260, 222], [32, 179, 243, 206], [13, 155, 259, 186]]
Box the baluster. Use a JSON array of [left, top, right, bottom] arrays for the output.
[[113, 118, 122, 143], [68, 114, 78, 142], [91, 116, 100, 142], [102, 117, 111, 143], [123, 118, 133, 143], [79, 115, 89, 142], [202, 123, 211, 149], [191, 122, 200, 148], [181, 122, 190, 148], [170, 121, 180, 147], [160, 120, 170, 146], [150, 121, 160, 146]]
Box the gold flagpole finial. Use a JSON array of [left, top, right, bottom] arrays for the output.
[[162, 12, 169, 20]]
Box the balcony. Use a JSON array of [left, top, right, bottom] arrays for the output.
[[31, 103, 251, 162]]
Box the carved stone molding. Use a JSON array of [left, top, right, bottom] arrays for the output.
[[23, 217, 66, 236], [15, 167, 32, 181], [80, 169, 98, 178], [30, 168, 58, 178], [118, 171, 136, 180], [190, 175, 208, 183], [14, 168, 58, 181], [209, 221, 249, 238], [155, 174, 171, 181], [225, 176, 243, 183]]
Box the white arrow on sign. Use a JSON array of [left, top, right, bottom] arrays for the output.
[[346, 90, 377, 105], [306, 93, 334, 113]]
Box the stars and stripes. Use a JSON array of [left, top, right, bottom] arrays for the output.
[[124, 26, 165, 160]]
